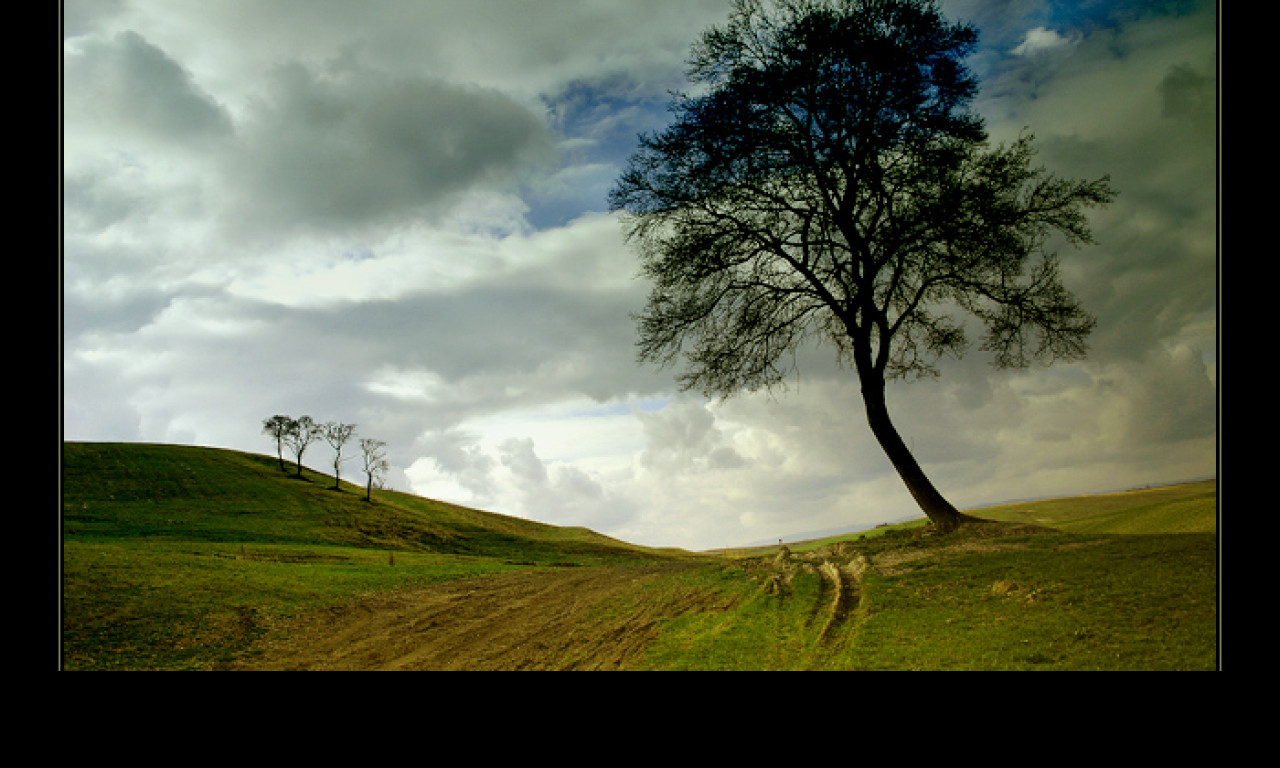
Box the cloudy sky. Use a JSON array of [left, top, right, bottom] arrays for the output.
[[62, 0, 1218, 550]]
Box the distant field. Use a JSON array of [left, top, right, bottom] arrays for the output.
[[715, 479, 1217, 558], [970, 480, 1217, 534]]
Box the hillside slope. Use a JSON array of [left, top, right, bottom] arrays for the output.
[[971, 480, 1217, 534], [62, 442, 678, 562], [61, 442, 697, 670]]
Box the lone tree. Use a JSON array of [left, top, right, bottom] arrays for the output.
[[358, 438, 389, 502], [321, 422, 358, 490], [609, 0, 1115, 533], [282, 415, 321, 478], [261, 414, 293, 472]]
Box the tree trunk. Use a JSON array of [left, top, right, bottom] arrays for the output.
[[860, 377, 963, 533]]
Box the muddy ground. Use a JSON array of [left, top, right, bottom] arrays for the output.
[[224, 522, 1053, 671], [227, 561, 723, 671]]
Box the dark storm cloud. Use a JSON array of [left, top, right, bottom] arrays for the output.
[[63, 30, 233, 145], [226, 62, 552, 236], [296, 277, 668, 416]]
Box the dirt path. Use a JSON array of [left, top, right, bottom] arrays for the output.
[[228, 562, 719, 671]]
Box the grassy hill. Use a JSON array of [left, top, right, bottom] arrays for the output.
[[970, 480, 1217, 534], [61, 442, 692, 670], [61, 442, 1218, 671], [63, 442, 677, 559]]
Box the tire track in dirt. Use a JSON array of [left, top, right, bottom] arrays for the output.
[[229, 562, 715, 671]]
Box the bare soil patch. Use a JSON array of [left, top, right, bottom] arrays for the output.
[[227, 562, 715, 671]]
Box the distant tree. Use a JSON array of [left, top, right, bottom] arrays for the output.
[[358, 438, 390, 502], [321, 422, 358, 490], [609, 0, 1115, 533], [261, 414, 294, 472], [282, 415, 321, 478]]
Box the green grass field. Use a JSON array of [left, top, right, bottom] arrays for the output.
[[61, 442, 1218, 670], [637, 527, 1216, 670], [61, 442, 684, 670], [632, 480, 1217, 670]]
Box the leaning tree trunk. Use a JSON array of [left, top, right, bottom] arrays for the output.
[[860, 378, 963, 533]]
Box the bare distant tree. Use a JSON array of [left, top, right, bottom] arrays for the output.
[[282, 415, 321, 478], [322, 422, 358, 490], [261, 414, 293, 471], [358, 438, 389, 502]]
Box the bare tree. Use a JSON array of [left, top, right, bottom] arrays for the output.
[[282, 415, 321, 478], [321, 422, 358, 490], [358, 438, 389, 502], [261, 414, 293, 472], [609, 0, 1115, 533]]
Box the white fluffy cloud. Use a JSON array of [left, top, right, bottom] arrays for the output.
[[1011, 26, 1078, 56], [63, 1, 1217, 550]]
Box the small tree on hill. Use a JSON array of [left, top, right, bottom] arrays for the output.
[[322, 422, 358, 490], [359, 438, 389, 502], [283, 415, 321, 478], [261, 414, 293, 472]]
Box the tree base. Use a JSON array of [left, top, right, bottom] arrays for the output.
[[923, 512, 1058, 537]]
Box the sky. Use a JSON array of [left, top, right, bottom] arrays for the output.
[[62, 0, 1219, 551]]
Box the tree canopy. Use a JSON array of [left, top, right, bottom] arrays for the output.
[[610, 0, 1115, 531]]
